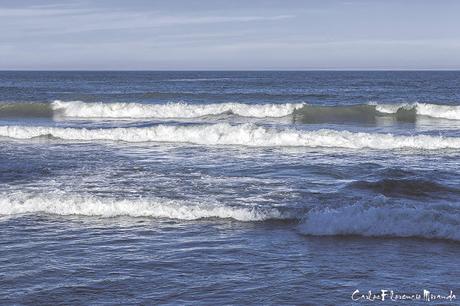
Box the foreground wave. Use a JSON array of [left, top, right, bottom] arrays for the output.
[[4, 191, 459, 241], [299, 204, 460, 241], [0, 193, 285, 221], [1, 123, 460, 150]]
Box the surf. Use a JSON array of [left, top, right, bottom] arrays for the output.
[[1, 123, 460, 150], [1, 101, 459, 122], [0, 192, 287, 222], [51, 100, 304, 119]]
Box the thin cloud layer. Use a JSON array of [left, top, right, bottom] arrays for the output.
[[0, 0, 459, 70]]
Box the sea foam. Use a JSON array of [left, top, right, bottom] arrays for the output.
[[51, 100, 460, 121], [1, 123, 460, 150], [52, 100, 304, 119], [0, 192, 284, 221], [373, 102, 460, 120]]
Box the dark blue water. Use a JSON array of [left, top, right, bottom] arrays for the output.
[[2, 71, 460, 104], [1, 71, 459, 304]]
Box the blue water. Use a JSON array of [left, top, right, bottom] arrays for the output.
[[1, 71, 460, 304]]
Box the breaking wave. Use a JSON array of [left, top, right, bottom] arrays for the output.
[[298, 204, 460, 241], [51, 100, 460, 121], [1, 123, 460, 150], [373, 102, 460, 120], [1, 101, 459, 122], [0, 192, 285, 221], [293, 102, 460, 123], [51, 100, 303, 119]]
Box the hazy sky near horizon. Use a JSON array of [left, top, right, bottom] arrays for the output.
[[1, 0, 459, 70]]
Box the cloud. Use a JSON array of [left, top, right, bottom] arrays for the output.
[[0, 4, 294, 36], [1, 1, 459, 69]]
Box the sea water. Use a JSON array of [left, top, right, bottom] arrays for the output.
[[1, 71, 459, 304]]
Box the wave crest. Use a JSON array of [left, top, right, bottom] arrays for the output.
[[293, 102, 460, 123], [299, 204, 460, 241], [1, 101, 458, 122], [0, 192, 285, 221], [52, 100, 303, 119], [373, 102, 460, 120], [1, 123, 460, 150]]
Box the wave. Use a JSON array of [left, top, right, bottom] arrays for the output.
[[293, 104, 383, 124], [166, 78, 239, 82], [374, 102, 460, 120], [0, 103, 53, 118], [299, 204, 460, 241], [293, 102, 460, 123], [349, 178, 460, 198], [1, 101, 459, 122], [51, 100, 303, 119], [52, 101, 460, 121], [1, 123, 460, 150], [0, 192, 285, 221]]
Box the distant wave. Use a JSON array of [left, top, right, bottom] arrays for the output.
[[299, 204, 460, 241], [166, 78, 240, 82], [373, 102, 460, 120], [51, 100, 303, 118], [0, 103, 53, 118], [53, 100, 460, 121], [1, 101, 459, 122], [293, 102, 460, 123], [1, 123, 460, 150], [0, 192, 286, 221]]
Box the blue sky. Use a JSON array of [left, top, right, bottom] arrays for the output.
[[1, 0, 459, 70]]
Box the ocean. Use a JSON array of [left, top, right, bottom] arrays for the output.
[[1, 71, 459, 304]]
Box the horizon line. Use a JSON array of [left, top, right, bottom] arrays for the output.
[[1, 69, 460, 72]]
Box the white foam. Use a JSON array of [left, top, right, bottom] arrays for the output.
[[299, 205, 460, 241], [373, 102, 411, 114], [372, 102, 460, 120], [416, 103, 460, 120], [1, 123, 460, 150], [51, 100, 304, 119], [0, 192, 284, 221]]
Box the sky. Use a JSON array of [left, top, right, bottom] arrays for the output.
[[0, 0, 459, 70]]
